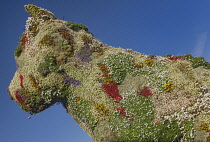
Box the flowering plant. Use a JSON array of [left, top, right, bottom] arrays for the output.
[[167, 56, 184, 61], [138, 86, 153, 97], [15, 89, 25, 104], [8, 4, 210, 142], [102, 81, 123, 102], [19, 75, 24, 88], [22, 34, 28, 45], [115, 107, 134, 121], [77, 44, 93, 62], [95, 104, 110, 115], [164, 82, 174, 92], [63, 74, 81, 86]]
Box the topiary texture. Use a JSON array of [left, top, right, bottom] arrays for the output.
[[66, 22, 88, 32], [8, 4, 210, 142]]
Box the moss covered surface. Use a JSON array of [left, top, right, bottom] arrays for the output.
[[8, 4, 210, 142]]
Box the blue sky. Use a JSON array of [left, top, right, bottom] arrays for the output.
[[1, 0, 210, 142]]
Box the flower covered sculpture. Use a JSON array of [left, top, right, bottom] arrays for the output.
[[8, 4, 210, 142]]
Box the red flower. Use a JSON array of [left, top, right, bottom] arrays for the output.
[[155, 122, 159, 127], [74, 64, 78, 67], [39, 106, 44, 110], [140, 86, 153, 97], [167, 56, 184, 61], [19, 75, 24, 88], [116, 107, 127, 116], [129, 118, 134, 121], [116, 107, 134, 121], [22, 34, 28, 45], [102, 81, 123, 102], [15, 90, 25, 104], [136, 91, 140, 94]]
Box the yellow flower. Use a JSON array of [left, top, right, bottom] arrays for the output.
[[199, 122, 209, 132], [164, 82, 174, 92], [38, 34, 55, 46], [95, 104, 110, 116], [145, 59, 154, 67]]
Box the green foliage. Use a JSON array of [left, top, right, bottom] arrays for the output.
[[66, 22, 88, 31], [132, 61, 170, 92], [44, 55, 56, 65], [37, 56, 62, 77], [14, 46, 22, 57], [180, 120, 194, 141], [156, 119, 183, 142], [103, 52, 134, 84], [191, 57, 209, 69], [183, 54, 210, 69], [110, 91, 156, 141], [14, 34, 25, 57], [67, 88, 97, 131], [183, 54, 193, 60], [164, 54, 173, 57]]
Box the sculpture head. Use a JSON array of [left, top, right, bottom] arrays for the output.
[[8, 4, 210, 142], [9, 4, 103, 114]]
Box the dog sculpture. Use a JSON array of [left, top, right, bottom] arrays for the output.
[[8, 4, 210, 142]]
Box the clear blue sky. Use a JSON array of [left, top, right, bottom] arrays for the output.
[[1, 0, 210, 142]]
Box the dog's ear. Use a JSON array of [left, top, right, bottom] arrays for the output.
[[24, 4, 57, 21]]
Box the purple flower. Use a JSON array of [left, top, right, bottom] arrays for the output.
[[64, 75, 81, 86], [77, 44, 93, 62]]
